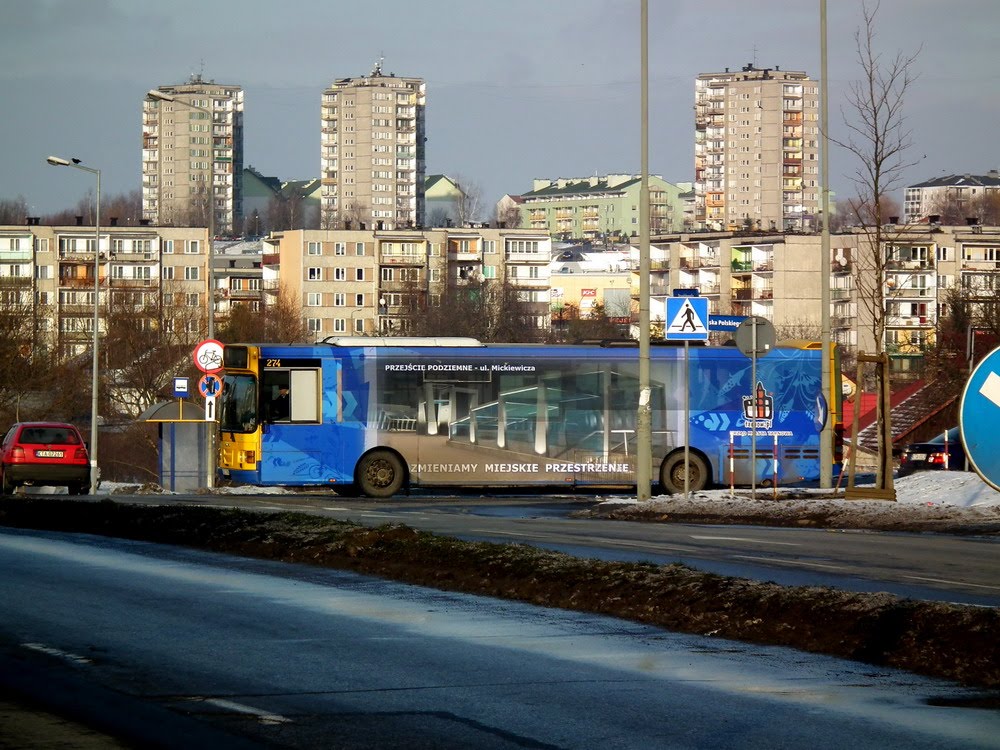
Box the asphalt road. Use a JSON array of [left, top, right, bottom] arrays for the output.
[[1, 528, 998, 750], [110, 491, 1000, 607]]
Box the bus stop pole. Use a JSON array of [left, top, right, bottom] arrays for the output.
[[636, 0, 652, 501]]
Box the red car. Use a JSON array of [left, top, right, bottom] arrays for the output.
[[0, 422, 91, 495]]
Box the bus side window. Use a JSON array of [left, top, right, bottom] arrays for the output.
[[262, 371, 291, 422]]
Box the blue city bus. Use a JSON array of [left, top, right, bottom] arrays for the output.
[[217, 337, 840, 497]]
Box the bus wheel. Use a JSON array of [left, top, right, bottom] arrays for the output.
[[357, 450, 405, 498], [660, 452, 709, 494]]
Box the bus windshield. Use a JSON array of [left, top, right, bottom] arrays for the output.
[[220, 373, 258, 433]]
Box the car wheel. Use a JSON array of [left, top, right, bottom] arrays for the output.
[[68, 483, 89, 496], [660, 452, 710, 494], [1, 469, 14, 495], [356, 450, 405, 498]]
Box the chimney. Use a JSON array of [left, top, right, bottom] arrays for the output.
[[928, 215, 940, 224], [966, 217, 979, 226], [888, 216, 899, 224], [25, 217, 40, 226], [109, 217, 118, 226], [139, 219, 151, 226], [75, 216, 84, 226]]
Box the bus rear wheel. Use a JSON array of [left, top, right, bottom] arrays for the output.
[[660, 452, 709, 494], [357, 450, 405, 498]]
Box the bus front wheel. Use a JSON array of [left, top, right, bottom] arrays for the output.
[[660, 452, 710, 494], [357, 450, 405, 498]]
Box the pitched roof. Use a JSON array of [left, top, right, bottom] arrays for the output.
[[908, 172, 1000, 189], [522, 178, 643, 199]]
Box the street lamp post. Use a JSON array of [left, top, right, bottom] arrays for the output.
[[146, 89, 216, 339], [46, 156, 101, 495]]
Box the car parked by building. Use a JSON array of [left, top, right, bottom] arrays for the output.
[[898, 427, 968, 476], [0, 422, 91, 495]]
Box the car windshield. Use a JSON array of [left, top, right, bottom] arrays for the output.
[[19, 427, 79, 445]]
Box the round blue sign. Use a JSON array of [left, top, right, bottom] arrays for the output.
[[959, 345, 1000, 491], [813, 392, 828, 433]]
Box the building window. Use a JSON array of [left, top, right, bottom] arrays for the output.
[[308, 241, 322, 255], [162, 240, 174, 254], [307, 267, 322, 281], [335, 242, 346, 255], [334, 267, 346, 281], [186, 240, 200, 254], [381, 267, 394, 281], [307, 318, 322, 333], [355, 242, 365, 256], [334, 318, 346, 333], [334, 293, 346, 306], [355, 293, 364, 306], [356, 268, 364, 281], [184, 266, 200, 280], [307, 293, 322, 306]]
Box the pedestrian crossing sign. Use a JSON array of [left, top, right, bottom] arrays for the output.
[[665, 297, 709, 341]]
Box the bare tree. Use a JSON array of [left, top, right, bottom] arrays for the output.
[[40, 190, 145, 227], [218, 286, 308, 344], [0, 196, 29, 225], [0, 279, 43, 422], [495, 200, 522, 229], [829, 0, 920, 494], [102, 283, 203, 421], [565, 302, 626, 343], [409, 278, 543, 343], [927, 190, 1000, 226], [831, 1, 920, 353], [453, 175, 483, 226]]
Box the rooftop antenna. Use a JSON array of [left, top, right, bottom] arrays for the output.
[[371, 53, 384, 77], [190, 59, 205, 84]]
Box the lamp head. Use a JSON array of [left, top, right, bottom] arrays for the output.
[[46, 156, 71, 167], [147, 89, 175, 103]]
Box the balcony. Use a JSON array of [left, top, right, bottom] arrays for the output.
[[885, 259, 933, 271], [59, 276, 105, 288], [887, 285, 932, 298]]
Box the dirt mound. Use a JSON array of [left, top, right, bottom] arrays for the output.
[[1, 497, 998, 691]]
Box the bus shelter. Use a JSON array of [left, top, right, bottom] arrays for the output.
[[140, 401, 210, 492]]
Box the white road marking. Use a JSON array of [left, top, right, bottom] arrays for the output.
[[903, 575, 1000, 591], [471, 529, 700, 554], [200, 698, 291, 725], [21, 642, 93, 666], [690, 535, 801, 546], [732, 555, 845, 571]]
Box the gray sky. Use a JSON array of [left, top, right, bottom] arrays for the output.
[[2, 0, 997, 217]]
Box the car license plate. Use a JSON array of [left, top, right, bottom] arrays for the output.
[[910, 453, 926, 461], [35, 450, 64, 458]]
